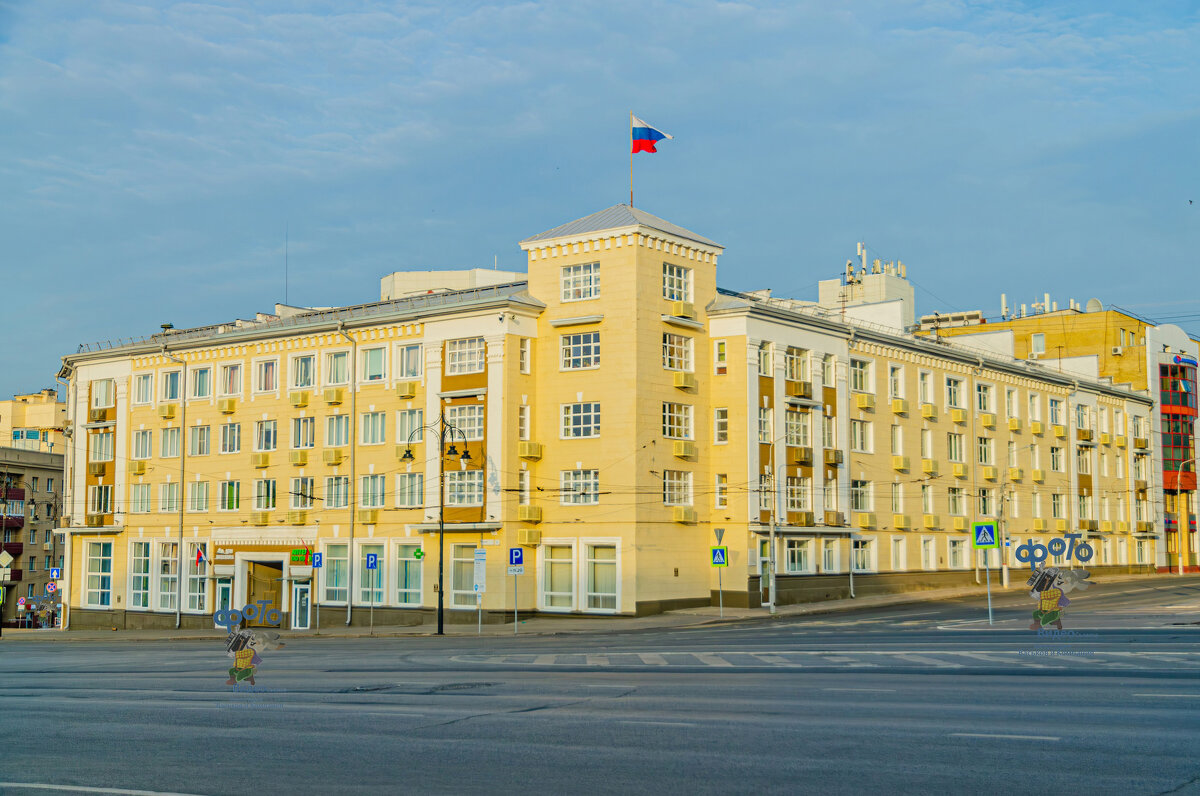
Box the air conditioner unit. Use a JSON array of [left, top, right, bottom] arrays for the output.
[[855, 394, 875, 411], [673, 371, 697, 390], [1008, 467, 1023, 481], [856, 512, 876, 529], [158, 404, 177, 420], [1115, 436, 1127, 448], [1134, 479, 1148, 493], [357, 509, 379, 525], [322, 450, 344, 466], [128, 461, 146, 475], [1111, 347, 1123, 356], [673, 440, 697, 459], [43, 542, 53, 551], [1029, 351, 1042, 360], [671, 300, 696, 319], [251, 511, 271, 526], [1031, 421, 1045, 435], [251, 453, 270, 469], [87, 408, 106, 423], [323, 388, 344, 405], [1100, 432, 1112, 445], [1100, 520, 1113, 533], [85, 514, 105, 527], [982, 466, 998, 481], [823, 449, 843, 465], [396, 381, 418, 399], [893, 514, 910, 530], [980, 413, 995, 429], [289, 391, 309, 408], [1055, 519, 1068, 532], [1052, 424, 1067, 439], [289, 450, 308, 466], [920, 403, 936, 419], [1136, 521, 1154, 533], [923, 514, 939, 529], [217, 398, 236, 414], [517, 529, 542, 545], [1033, 518, 1047, 531], [789, 446, 813, 466], [786, 380, 813, 399], [673, 506, 698, 524], [287, 510, 308, 525], [824, 510, 845, 527], [1118, 521, 1130, 533], [891, 398, 909, 415], [793, 511, 815, 527], [892, 455, 909, 472], [518, 442, 543, 460], [1008, 417, 1022, 432], [518, 505, 543, 524], [952, 463, 968, 478], [1134, 437, 1149, 449], [87, 462, 106, 477], [952, 517, 968, 531], [1077, 428, 1094, 442], [951, 408, 967, 423], [1031, 469, 1045, 482]]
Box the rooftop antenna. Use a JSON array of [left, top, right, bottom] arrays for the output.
[[284, 223, 289, 306]]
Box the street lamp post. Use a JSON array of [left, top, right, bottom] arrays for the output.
[[401, 411, 470, 635], [1176, 457, 1195, 576]]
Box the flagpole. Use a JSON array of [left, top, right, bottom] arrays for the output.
[[629, 111, 634, 207]]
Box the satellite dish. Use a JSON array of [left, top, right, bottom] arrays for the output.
[[1085, 298, 1103, 313]]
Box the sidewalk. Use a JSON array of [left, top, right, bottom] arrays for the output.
[[0, 572, 1178, 642]]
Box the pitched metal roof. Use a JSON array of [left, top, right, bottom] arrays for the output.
[[520, 204, 720, 248]]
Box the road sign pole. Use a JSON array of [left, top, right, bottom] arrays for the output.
[[477, 592, 482, 636], [985, 548, 993, 625], [718, 566, 723, 619], [514, 572, 518, 635]]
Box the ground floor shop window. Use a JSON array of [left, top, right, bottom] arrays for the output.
[[452, 544, 478, 607], [396, 544, 422, 605], [542, 544, 574, 609], [359, 543, 385, 603], [585, 544, 617, 610], [324, 544, 348, 602], [86, 541, 112, 607]]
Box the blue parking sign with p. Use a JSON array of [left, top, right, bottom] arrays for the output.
[[509, 548, 523, 566], [366, 553, 378, 570], [711, 546, 728, 567], [312, 552, 323, 568]]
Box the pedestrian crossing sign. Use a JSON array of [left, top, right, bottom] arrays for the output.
[[711, 547, 728, 567], [972, 522, 1000, 550]]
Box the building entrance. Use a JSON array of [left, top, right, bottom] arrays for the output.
[[246, 561, 283, 627]]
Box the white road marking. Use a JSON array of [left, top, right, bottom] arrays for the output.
[[1133, 693, 1200, 698], [894, 654, 964, 668], [585, 655, 609, 666], [822, 688, 897, 692], [950, 733, 1060, 741], [0, 785, 207, 796], [638, 653, 668, 665], [533, 654, 557, 665], [620, 720, 697, 728], [750, 653, 793, 665], [693, 653, 733, 667]]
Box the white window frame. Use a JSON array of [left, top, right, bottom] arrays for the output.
[[446, 337, 486, 376], [561, 262, 600, 302]]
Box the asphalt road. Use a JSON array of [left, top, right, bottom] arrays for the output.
[[2, 577, 1199, 796]]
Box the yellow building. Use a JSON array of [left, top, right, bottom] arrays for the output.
[[53, 206, 1158, 630], [925, 300, 1199, 572], [0, 388, 67, 453]]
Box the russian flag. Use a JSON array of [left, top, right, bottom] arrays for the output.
[[631, 115, 672, 153]]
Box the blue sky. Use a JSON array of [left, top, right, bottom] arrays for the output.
[[2, 1, 1199, 398]]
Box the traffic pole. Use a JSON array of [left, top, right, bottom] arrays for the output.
[[985, 548, 994, 625], [513, 573, 518, 635]]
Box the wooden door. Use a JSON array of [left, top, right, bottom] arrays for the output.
[[246, 562, 283, 626]]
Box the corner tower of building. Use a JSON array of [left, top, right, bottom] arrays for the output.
[[519, 204, 724, 613]]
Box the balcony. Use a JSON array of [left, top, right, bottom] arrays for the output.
[[980, 413, 996, 429], [518, 442, 543, 460], [323, 388, 344, 405], [922, 459, 937, 476], [218, 398, 236, 414], [1, 569, 22, 582], [289, 450, 308, 466], [891, 398, 909, 415], [920, 403, 936, 420], [158, 404, 177, 420], [824, 510, 845, 527], [923, 514, 940, 530], [892, 455, 909, 472], [1008, 417, 1022, 432], [856, 512, 876, 529], [289, 391, 309, 407], [893, 514, 910, 530], [357, 509, 379, 525], [1, 514, 24, 530], [673, 372, 697, 390], [786, 380, 813, 399], [672, 506, 698, 524], [673, 440, 697, 459], [251, 453, 270, 469], [1031, 421, 1045, 435], [395, 381, 419, 399], [952, 463, 968, 479], [823, 449, 843, 465], [788, 446, 813, 466], [855, 394, 875, 411], [1008, 467, 1024, 481], [982, 466, 998, 481], [322, 450, 344, 466], [517, 505, 543, 524]]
